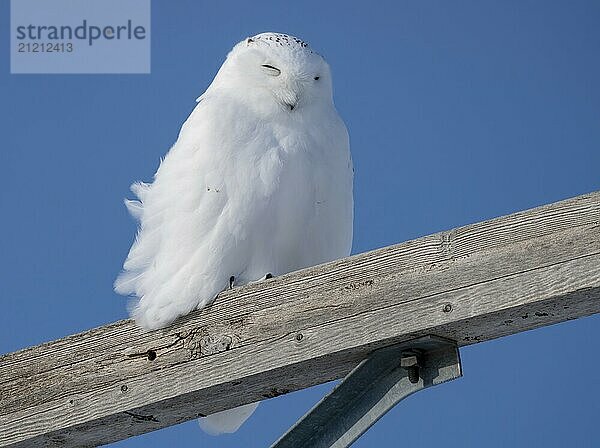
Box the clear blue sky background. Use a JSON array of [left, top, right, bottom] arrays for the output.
[[1, 1, 599, 446]]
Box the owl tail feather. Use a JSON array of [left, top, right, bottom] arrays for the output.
[[198, 402, 259, 436]]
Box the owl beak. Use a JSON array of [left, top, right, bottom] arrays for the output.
[[282, 82, 302, 111], [284, 92, 300, 111]]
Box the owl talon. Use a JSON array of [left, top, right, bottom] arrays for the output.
[[229, 276, 235, 289]]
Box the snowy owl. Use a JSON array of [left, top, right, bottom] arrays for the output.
[[115, 32, 353, 434]]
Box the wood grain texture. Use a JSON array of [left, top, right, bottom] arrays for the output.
[[1, 191, 599, 447]]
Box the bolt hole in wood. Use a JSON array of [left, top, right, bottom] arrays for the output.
[[295, 333, 304, 342], [121, 385, 128, 392], [443, 303, 453, 313], [147, 350, 157, 361]]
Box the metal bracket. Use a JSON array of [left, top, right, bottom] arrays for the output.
[[270, 335, 462, 448]]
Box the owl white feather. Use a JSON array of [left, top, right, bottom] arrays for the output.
[[115, 32, 353, 434]]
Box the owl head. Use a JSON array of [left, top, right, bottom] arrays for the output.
[[204, 32, 334, 114]]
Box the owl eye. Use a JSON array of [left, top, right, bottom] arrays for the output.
[[261, 64, 281, 76], [314, 76, 320, 80]]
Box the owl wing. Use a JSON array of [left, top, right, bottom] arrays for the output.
[[115, 96, 282, 329]]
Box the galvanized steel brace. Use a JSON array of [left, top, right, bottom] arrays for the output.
[[271, 335, 462, 448]]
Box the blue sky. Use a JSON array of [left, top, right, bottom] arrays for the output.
[[1, 1, 599, 446]]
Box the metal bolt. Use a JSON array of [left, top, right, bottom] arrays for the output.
[[443, 303, 453, 313], [295, 333, 304, 342], [407, 366, 420, 384], [121, 385, 128, 392], [401, 352, 421, 384]]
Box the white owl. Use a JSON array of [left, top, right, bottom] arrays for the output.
[[115, 32, 353, 434]]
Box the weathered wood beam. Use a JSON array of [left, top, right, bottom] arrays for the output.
[[1, 191, 599, 447]]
